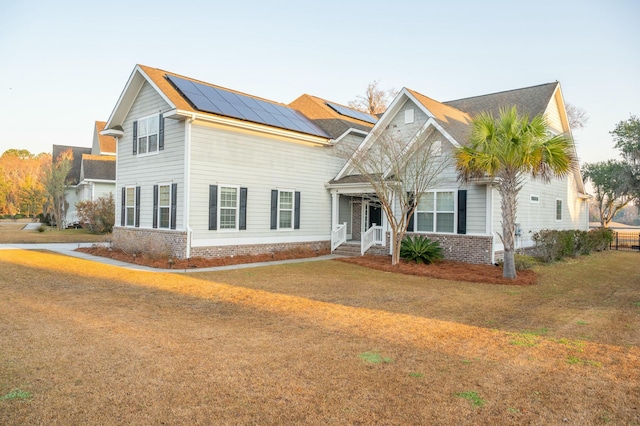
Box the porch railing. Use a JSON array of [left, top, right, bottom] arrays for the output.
[[331, 222, 347, 251], [362, 224, 383, 255]]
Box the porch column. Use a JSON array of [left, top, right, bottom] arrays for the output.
[[331, 191, 339, 229]]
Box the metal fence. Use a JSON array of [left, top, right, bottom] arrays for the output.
[[611, 231, 640, 251]]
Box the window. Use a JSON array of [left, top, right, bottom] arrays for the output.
[[432, 140, 442, 157], [530, 194, 540, 203], [208, 185, 247, 231], [405, 109, 415, 124], [219, 186, 239, 230], [279, 190, 294, 229], [556, 199, 562, 221], [153, 183, 177, 229], [415, 191, 455, 233], [271, 189, 300, 230], [158, 184, 171, 228], [133, 114, 164, 155], [125, 187, 136, 226]]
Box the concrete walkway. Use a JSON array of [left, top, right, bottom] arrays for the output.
[[0, 242, 344, 273]]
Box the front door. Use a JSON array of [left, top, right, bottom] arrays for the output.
[[367, 203, 382, 229]]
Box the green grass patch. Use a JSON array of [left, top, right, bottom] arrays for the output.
[[359, 351, 393, 364], [576, 320, 589, 325], [551, 338, 585, 351], [455, 391, 484, 407], [1, 389, 32, 401], [509, 328, 547, 347], [632, 301, 640, 307], [409, 372, 424, 378], [566, 356, 602, 367]]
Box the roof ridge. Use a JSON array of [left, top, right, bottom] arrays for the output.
[[445, 82, 558, 103]]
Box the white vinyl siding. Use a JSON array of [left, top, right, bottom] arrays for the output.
[[116, 81, 185, 230], [188, 120, 344, 244]]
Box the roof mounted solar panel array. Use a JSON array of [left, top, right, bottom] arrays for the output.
[[325, 101, 378, 124], [166, 74, 330, 138]]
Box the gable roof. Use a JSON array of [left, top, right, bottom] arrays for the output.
[[405, 88, 473, 144], [105, 65, 331, 142], [94, 121, 116, 154], [288, 94, 375, 139], [80, 154, 116, 182], [444, 82, 559, 119], [52, 144, 91, 185]]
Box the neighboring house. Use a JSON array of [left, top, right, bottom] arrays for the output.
[[103, 65, 588, 263], [52, 121, 116, 227]]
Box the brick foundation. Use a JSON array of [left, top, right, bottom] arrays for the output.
[[191, 241, 330, 259], [405, 233, 494, 264], [113, 227, 188, 259]]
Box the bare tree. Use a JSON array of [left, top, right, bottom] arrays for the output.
[[565, 103, 589, 130], [348, 80, 398, 115], [338, 128, 449, 265], [43, 149, 73, 229]]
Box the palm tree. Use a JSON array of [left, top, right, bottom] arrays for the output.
[[455, 106, 576, 279]]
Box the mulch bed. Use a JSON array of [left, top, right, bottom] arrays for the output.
[[76, 247, 329, 269], [77, 247, 536, 285], [337, 255, 537, 286]]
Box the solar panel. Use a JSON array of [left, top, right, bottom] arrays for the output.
[[325, 101, 377, 124], [166, 75, 329, 138]]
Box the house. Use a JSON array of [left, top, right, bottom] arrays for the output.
[[102, 65, 588, 263], [52, 121, 116, 227]]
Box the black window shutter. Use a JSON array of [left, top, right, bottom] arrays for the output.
[[121, 187, 126, 226], [135, 186, 141, 228], [159, 113, 165, 151], [152, 185, 158, 229], [294, 191, 301, 230], [170, 183, 177, 229], [239, 187, 247, 230], [133, 120, 138, 155], [209, 185, 218, 230], [457, 190, 467, 235], [270, 190, 278, 230], [407, 192, 415, 232]]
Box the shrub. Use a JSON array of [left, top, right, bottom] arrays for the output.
[[76, 193, 115, 234], [400, 235, 443, 264], [588, 227, 613, 252], [532, 228, 613, 263], [37, 225, 47, 233], [112, 232, 171, 260]]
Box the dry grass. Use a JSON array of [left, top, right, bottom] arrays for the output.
[[0, 220, 108, 244], [0, 249, 638, 424]]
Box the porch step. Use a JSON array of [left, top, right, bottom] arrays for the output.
[[333, 243, 362, 257]]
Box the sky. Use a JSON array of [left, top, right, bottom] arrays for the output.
[[0, 0, 638, 167]]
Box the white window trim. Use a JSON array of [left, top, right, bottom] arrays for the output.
[[137, 114, 160, 157], [415, 189, 456, 234], [218, 184, 240, 232], [530, 194, 540, 204], [555, 198, 563, 222], [157, 183, 172, 229], [405, 109, 415, 124], [277, 189, 295, 231], [124, 186, 136, 227]]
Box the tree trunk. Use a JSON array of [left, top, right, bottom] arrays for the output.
[[501, 187, 517, 279], [390, 226, 402, 266]]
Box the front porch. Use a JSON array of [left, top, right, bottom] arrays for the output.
[[329, 189, 388, 256]]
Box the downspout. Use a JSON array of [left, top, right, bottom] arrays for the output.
[[184, 115, 194, 259]]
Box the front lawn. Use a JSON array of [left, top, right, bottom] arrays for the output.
[[0, 221, 109, 244], [0, 249, 638, 424]]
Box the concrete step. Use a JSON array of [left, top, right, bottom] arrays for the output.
[[332, 243, 362, 257]]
